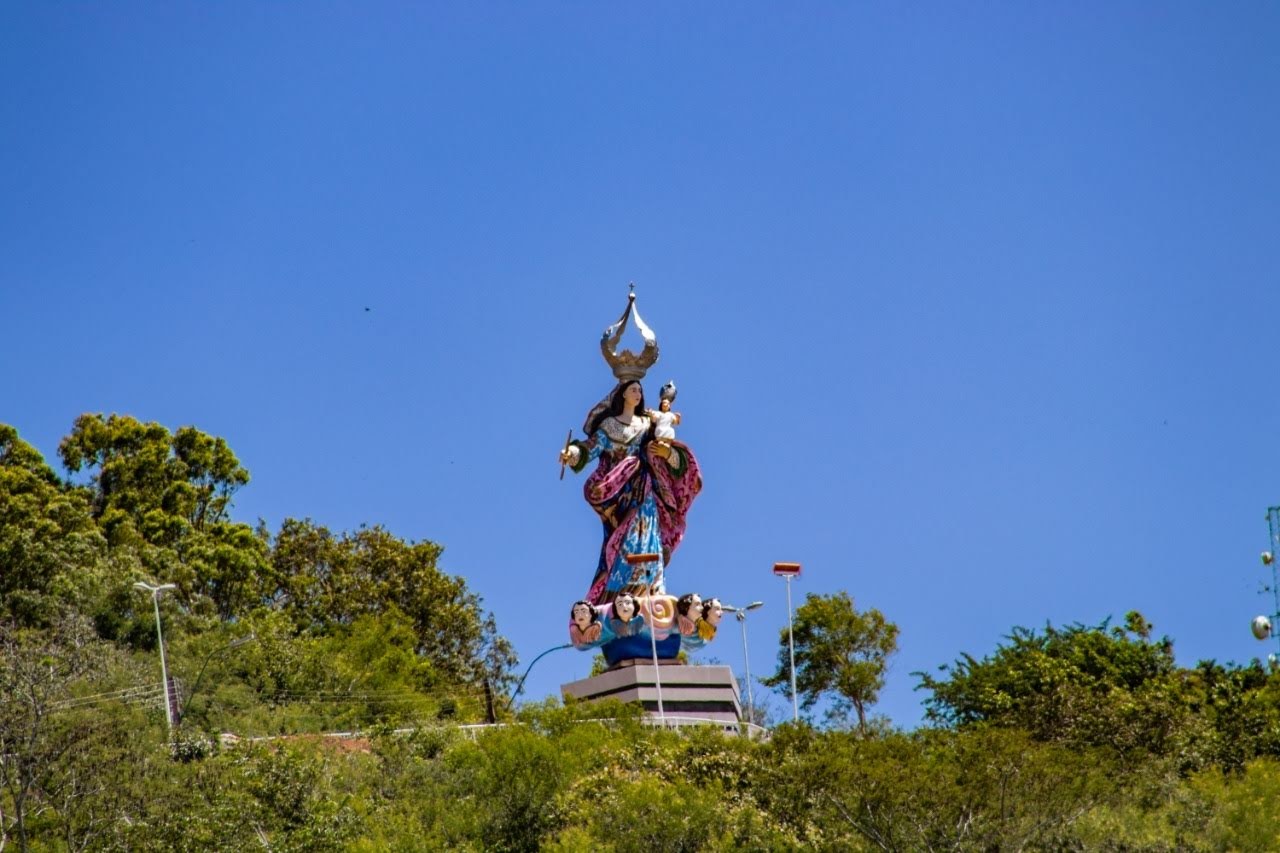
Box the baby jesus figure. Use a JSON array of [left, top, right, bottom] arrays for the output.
[[649, 396, 681, 445]]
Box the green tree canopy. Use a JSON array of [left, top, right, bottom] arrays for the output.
[[0, 425, 106, 626], [763, 591, 899, 732], [57, 413, 268, 620], [916, 612, 1200, 766], [267, 519, 515, 688], [59, 413, 249, 535]]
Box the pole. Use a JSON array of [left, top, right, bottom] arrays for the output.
[[1269, 508, 1280, 659], [508, 643, 573, 710], [625, 554, 666, 724], [151, 591, 174, 732], [786, 575, 798, 722], [647, 587, 666, 722], [737, 613, 753, 718], [724, 601, 762, 725], [135, 582, 177, 736], [483, 678, 496, 725]]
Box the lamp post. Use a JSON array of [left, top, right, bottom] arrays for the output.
[[133, 581, 177, 734], [508, 642, 573, 711], [722, 601, 763, 720], [773, 563, 802, 722]]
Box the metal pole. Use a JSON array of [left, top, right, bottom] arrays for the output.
[[1269, 508, 1280, 659], [507, 643, 572, 710], [151, 591, 174, 733], [626, 555, 666, 724], [737, 613, 753, 717], [648, 596, 666, 722], [135, 582, 177, 736], [786, 575, 798, 722]]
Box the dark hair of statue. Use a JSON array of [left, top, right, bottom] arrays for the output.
[[588, 381, 651, 438], [677, 593, 700, 617], [570, 600, 599, 623]]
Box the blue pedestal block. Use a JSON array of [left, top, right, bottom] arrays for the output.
[[601, 633, 682, 666]]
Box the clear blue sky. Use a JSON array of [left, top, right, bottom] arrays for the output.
[[3, 4, 1278, 725]]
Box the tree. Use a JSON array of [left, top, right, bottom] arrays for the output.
[[763, 591, 899, 732], [57, 414, 268, 621], [0, 425, 107, 627], [0, 616, 158, 852], [58, 414, 249, 534], [267, 519, 516, 691], [753, 724, 1119, 850], [916, 613, 1197, 766]]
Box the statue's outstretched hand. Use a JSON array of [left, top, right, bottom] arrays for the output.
[[560, 446, 581, 466]]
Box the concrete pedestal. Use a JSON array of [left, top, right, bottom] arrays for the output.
[[561, 662, 742, 724]]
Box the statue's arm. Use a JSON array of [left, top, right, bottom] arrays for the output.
[[561, 434, 603, 474], [653, 442, 688, 475]]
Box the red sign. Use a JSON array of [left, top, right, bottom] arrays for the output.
[[772, 562, 801, 577]]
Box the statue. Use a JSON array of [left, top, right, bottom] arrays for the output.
[[609, 592, 643, 637], [558, 289, 711, 666], [697, 597, 723, 641], [676, 592, 702, 637], [559, 292, 702, 606], [569, 600, 602, 647], [649, 381, 681, 445]]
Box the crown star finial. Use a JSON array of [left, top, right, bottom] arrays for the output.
[[600, 287, 658, 382]]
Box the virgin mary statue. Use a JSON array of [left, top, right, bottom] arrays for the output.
[[559, 292, 702, 606]]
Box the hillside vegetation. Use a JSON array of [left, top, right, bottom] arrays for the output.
[[4, 418, 1280, 851]]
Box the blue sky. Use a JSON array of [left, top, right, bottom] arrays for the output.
[[3, 4, 1278, 725]]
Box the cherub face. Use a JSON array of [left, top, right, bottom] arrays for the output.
[[680, 593, 701, 617], [659, 399, 671, 412], [614, 594, 637, 621], [703, 598, 723, 627], [572, 603, 594, 629]]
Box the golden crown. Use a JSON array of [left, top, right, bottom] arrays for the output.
[[600, 287, 659, 382]]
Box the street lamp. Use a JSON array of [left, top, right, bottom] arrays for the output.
[[133, 581, 177, 734], [773, 562, 802, 722], [722, 601, 763, 721], [507, 642, 573, 711]]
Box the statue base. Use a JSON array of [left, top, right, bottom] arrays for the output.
[[561, 663, 742, 724], [600, 633, 681, 666]]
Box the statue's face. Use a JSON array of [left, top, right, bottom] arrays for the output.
[[659, 399, 671, 412], [615, 595, 636, 621], [685, 594, 702, 616], [705, 599, 723, 627], [623, 383, 643, 408], [572, 603, 593, 629]]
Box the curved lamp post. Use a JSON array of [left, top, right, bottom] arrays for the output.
[[133, 582, 177, 734], [508, 643, 573, 711]]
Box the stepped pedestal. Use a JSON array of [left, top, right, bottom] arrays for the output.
[[561, 662, 742, 724]]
